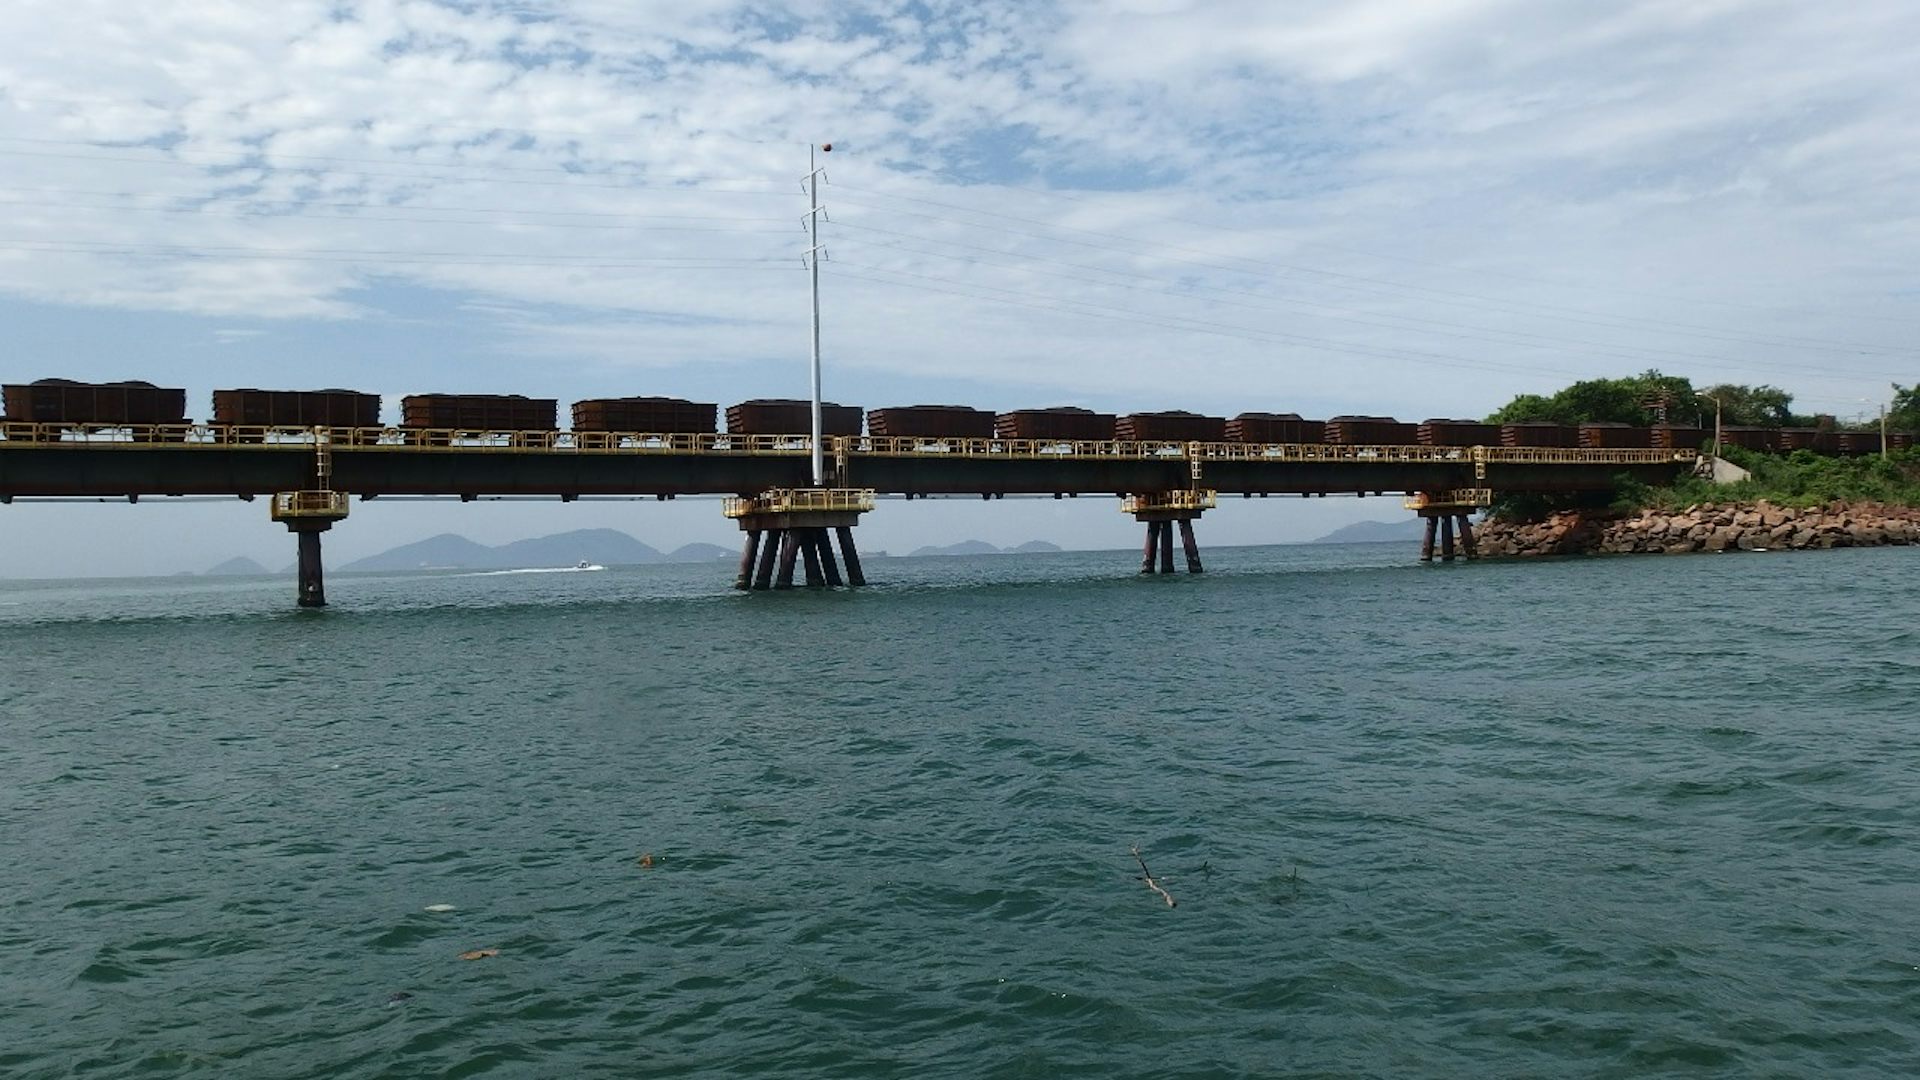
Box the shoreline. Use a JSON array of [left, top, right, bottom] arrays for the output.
[[1476, 500, 1920, 557]]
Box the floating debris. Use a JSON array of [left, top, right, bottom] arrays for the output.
[[637, 853, 653, 869], [1131, 845, 1177, 908], [423, 904, 456, 913], [458, 949, 498, 961], [385, 992, 414, 1007]]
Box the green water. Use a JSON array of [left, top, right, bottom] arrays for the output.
[[3, 545, 1918, 1077]]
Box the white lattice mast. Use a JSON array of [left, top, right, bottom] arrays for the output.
[[805, 142, 832, 487]]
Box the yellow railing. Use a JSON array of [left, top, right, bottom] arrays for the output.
[[1404, 489, 1494, 511], [1120, 490, 1219, 514], [851, 436, 1192, 459], [0, 425, 1700, 468], [723, 488, 877, 518], [269, 490, 351, 520]]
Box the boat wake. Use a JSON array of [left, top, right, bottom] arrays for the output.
[[467, 564, 605, 576]]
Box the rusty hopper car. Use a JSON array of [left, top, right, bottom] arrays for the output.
[[1417, 419, 1500, 447], [994, 407, 1118, 441], [1500, 422, 1579, 448], [1718, 426, 1777, 452], [212, 389, 381, 428], [865, 405, 995, 439], [1780, 428, 1841, 454], [725, 399, 863, 435], [1834, 431, 1885, 456], [3, 379, 187, 425], [401, 394, 557, 431], [1892, 432, 1916, 451], [1115, 411, 1227, 442], [1225, 412, 1326, 444], [1324, 415, 1418, 444], [572, 397, 717, 434], [1578, 422, 1652, 449], [1651, 425, 1705, 450]]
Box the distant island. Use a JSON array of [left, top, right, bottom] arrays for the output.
[[205, 555, 273, 576], [1309, 519, 1426, 544], [333, 528, 738, 572], [906, 539, 1064, 557]]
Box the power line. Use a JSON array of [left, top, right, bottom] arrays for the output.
[[921, 179, 1920, 328], [0, 195, 795, 234], [833, 185, 1918, 357], [0, 239, 796, 271], [826, 260, 1592, 382], [830, 225, 1918, 384], [0, 147, 791, 196], [0, 184, 793, 222], [0, 135, 781, 186]]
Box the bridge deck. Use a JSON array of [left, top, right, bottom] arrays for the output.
[[0, 425, 1697, 498]]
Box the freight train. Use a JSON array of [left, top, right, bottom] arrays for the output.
[[2, 379, 1912, 455]]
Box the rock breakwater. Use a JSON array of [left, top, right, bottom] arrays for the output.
[[1475, 501, 1920, 557]]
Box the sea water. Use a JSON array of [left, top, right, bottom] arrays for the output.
[[3, 544, 1918, 1077]]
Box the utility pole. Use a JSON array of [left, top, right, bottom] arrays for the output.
[[1882, 402, 1889, 461], [1698, 392, 1722, 459], [804, 143, 831, 488]]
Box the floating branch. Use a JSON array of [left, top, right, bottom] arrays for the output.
[[1131, 845, 1177, 908]]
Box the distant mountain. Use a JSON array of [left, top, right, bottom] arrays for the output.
[[667, 542, 734, 562], [341, 533, 499, 571], [907, 539, 1063, 557], [488, 529, 663, 568], [341, 528, 666, 572], [1310, 519, 1427, 544], [908, 539, 1001, 557], [205, 556, 273, 576]]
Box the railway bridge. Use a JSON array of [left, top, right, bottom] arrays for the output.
[[0, 423, 1699, 606]]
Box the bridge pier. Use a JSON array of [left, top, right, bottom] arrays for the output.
[[270, 491, 350, 607], [1126, 491, 1216, 575], [1408, 489, 1491, 565], [726, 489, 875, 591]]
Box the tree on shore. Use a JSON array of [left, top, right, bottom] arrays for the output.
[[1890, 383, 1920, 432], [1486, 370, 1700, 426], [1486, 370, 1812, 428]]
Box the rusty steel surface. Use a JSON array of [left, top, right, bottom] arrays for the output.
[[0, 437, 1695, 498]]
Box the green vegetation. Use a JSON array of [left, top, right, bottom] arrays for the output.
[[1486, 370, 1704, 426], [1890, 383, 1920, 432], [1483, 369, 1879, 429], [1485, 372, 1920, 520], [1612, 447, 1920, 513]]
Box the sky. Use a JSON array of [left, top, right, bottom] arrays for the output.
[[1, 0, 1917, 577]]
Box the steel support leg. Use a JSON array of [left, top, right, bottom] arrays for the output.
[[1457, 515, 1478, 560], [1179, 519, 1202, 574], [296, 528, 326, 608], [1159, 518, 1176, 574], [1141, 521, 1160, 574], [1421, 516, 1438, 562], [800, 529, 825, 586], [836, 526, 866, 587], [775, 531, 799, 589], [817, 528, 844, 586], [753, 529, 780, 590], [1440, 515, 1456, 562], [735, 529, 761, 590]]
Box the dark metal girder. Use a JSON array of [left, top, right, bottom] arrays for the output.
[[0, 445, 1689, 498]]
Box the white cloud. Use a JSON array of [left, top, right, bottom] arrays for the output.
[[0, 0, 1912, 421]]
